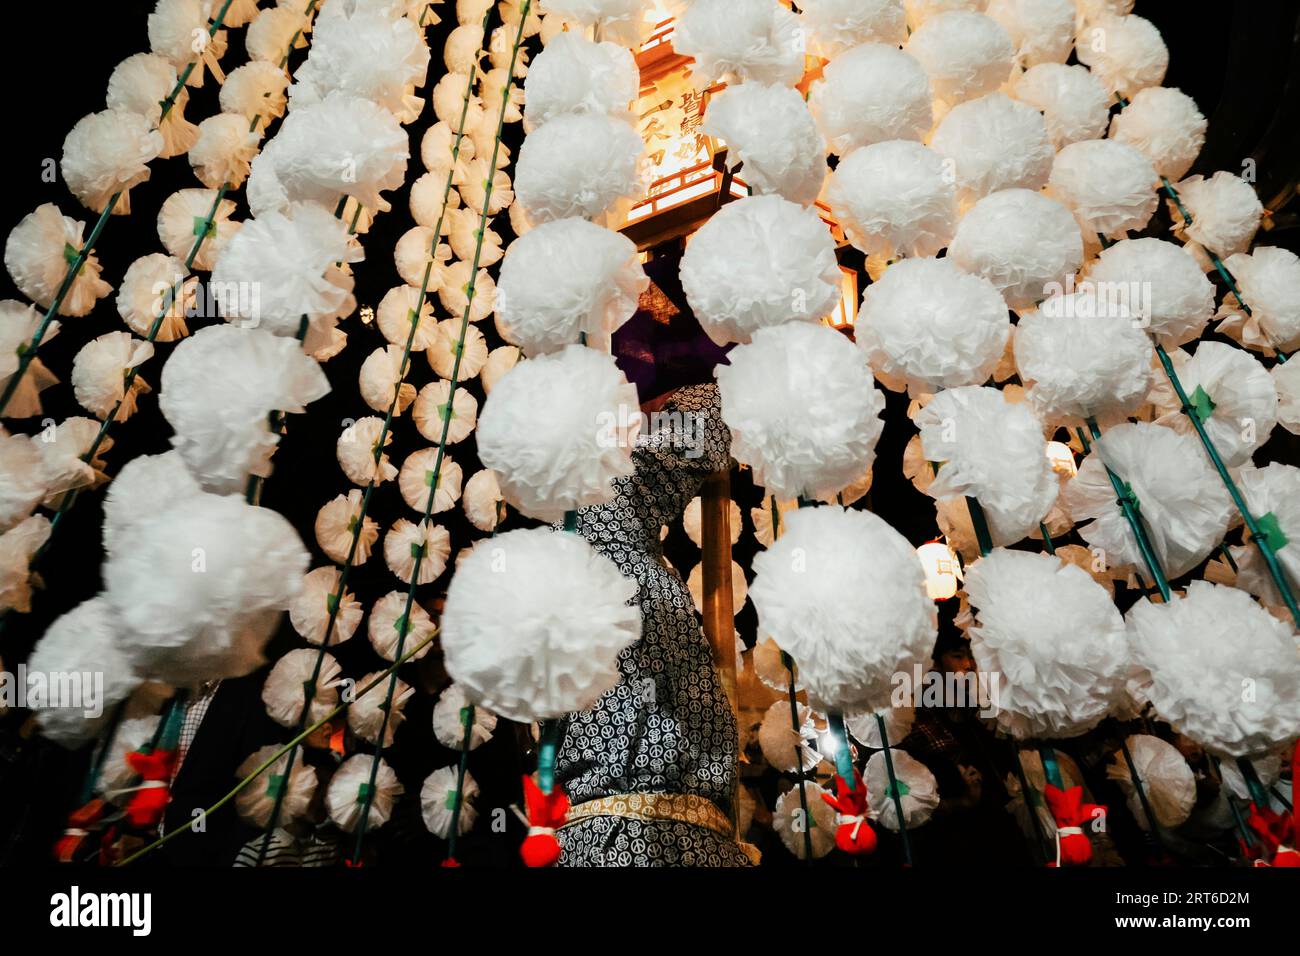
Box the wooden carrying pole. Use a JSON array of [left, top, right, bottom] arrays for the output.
[[700, 469, 740, 830], [700, 470, 738, 720]]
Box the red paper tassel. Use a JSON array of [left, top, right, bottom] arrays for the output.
[[1043, 784, 1105, 867], [123, 748, 178, 829], [520, 774, 569, 868], [53, 799, 106, 863], [820, 770, 877, 856]]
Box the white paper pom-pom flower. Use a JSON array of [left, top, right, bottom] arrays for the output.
[[750, 506, 937, 713], [966, 548, 1129, 738], [462, 468, 505, 533], [1232, 463, 1300, 608], [289, 566, 363, 646], [1086, 237, 1214, 347], [1218, 247, 1300, 355], [1010, 62, 1110, 148], [522, 32, 637, 132], [0, 515, 51, 615], [149, 0, 226, 87], [189, 113, 260, 189], [905, 11, 1014, 108], [683, 497, 742, 548], [348, 672, 414, 748], [412, 380, 479, 445], [359, 345, 416, 416], [263, 647, 343, 728], [801, 0, 907, 57], [918, 386, 1058, 545], [71, 331, 154, 422], [481, 345, 520, 396], [681, 197, 841, 346], [1276, 360, 1300, 437], [478, 345, 638, 522], [1046, 138, 1158, 238], [930, 93, 1054, 206], [704, 83, 827, 205], [410, 174, 462, 231], [248, 92, 408, 217], [314, 490, 379, 567], [246, 5, 310, 65], [1149, 342, 1276, 468], [160, 325, 330, 494], [107, 493, 309, 685], [1127, 581, 1300, 757], [212, 201, 361, 353], [758, 699, 822, 773], [234, 747, 319, 829], [1170, 171, 1263, 263], [1074, 13, 1167, 98], [846, 706, 915, 748], [1108, 86, 1206, 182], [117, 254, 194, 342], [948, 188, 1082, 309], [107, 53, 197, 158], [1064, 422, 1233, 579], [383, 518, 452, 585], [808, 45, 931, 156], [61, 110, 163, 215], [446, 206, 503, 267], [32, 418, 111, 509], [866, 749, 940, 830], [327, 754, 403, 833], [542, 0, 659, 47], [857, 257, 1010, 394], [420, 765, 478, 838], [376, 284, 436, 352], [157, 187, 240, 272], [368, 590, 438, 663], [0, 428, 46, 533], [432, 683, 498, 751], [985, 0, 1074, 65], [398, 449, 464, 514], [0, 301, 58, 418], [718, 323, 884, 501], [28, 598, 136, 745], [427, 319, 490, 382], [338, 416, 398, 487], [514, 112, 644, 224], [673, 0, 805, 88], [905, 0, 990, 28], [1105, 735, 1195, 830], [1013, 290, 1152, 425], [5, 204, 112, 316], [686, 559, 748, 615], [290, 4, 430, 123], [102, 451, 200, 556], [774, 783, 838, 859], [442, 528, 642, 722], [220, 60, 290, 125], [495, 218, 645, 356]]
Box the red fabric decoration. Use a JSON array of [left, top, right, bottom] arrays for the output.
[[1043, 784, 1105, 867], [1246, 804, 1299, 867], [53, 799, 106, 863], [122, 748, 177, 829], [820, 770, 877, 856], [519, 774, 569, 868], [441, 857, 461, 868]]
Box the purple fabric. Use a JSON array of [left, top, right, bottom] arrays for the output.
[[613, 246, 732, 405]]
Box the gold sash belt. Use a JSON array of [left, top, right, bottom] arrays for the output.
[[562, 792, 734, 838]]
